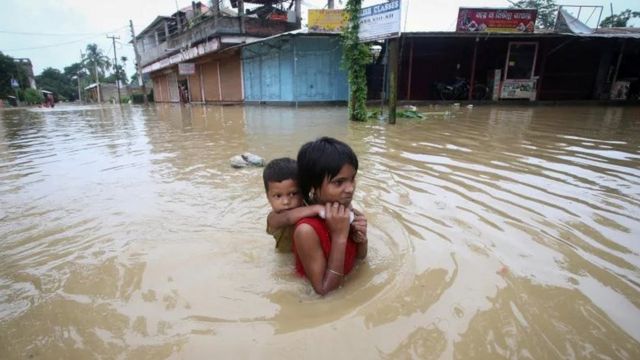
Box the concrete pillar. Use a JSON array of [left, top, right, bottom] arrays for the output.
[[295, 0, 301, 27], [238, 0, 245, 33]]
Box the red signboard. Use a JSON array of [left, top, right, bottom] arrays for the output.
[[456, 8, 537, 33]]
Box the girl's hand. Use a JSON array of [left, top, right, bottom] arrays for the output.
[[324, 202, 350, 242], [351, 208, 368, 244]]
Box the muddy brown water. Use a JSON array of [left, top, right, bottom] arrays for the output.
[[0, 104, 639, 359]]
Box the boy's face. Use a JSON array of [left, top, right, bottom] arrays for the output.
[[267, 179, 303, 213]]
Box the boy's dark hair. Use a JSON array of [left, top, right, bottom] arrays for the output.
[[297, 137, 358, 203], [263, 157, 298, 192]]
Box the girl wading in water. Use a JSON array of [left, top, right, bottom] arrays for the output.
[[294, 137, 368, 295]]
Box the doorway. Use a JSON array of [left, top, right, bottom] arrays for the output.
[[178, 78, 190, 103]]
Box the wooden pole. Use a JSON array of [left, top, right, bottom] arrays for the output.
[[468, 37, 478, 101], [406, 38, 413, 100], [328, 0, 335, 9], [388, 37, 399, 124]]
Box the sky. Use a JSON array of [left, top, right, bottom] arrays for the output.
[[1, 0, 638, 78]]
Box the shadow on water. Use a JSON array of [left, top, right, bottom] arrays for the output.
[[0, 103, 639, 358]]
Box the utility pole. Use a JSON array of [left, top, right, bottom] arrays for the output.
[[130, 20, 148, 105], [328, 0, 335, 9], [107, 35, 122, 103], [77, 72, 82, 102]]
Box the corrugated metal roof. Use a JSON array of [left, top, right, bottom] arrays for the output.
[[403, 30, 640, 39]]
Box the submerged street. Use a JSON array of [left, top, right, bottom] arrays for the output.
[[0, 103, 639, 358]]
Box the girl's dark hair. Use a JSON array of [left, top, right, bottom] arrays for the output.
[[297, 137, 358, 203], [263, 157, 298, 192]]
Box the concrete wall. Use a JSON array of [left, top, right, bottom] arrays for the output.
[[242, 35, 348, 103]]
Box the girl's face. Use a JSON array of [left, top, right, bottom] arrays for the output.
[[314, 164, 357, 207]]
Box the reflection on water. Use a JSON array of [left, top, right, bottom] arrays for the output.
[[0, 104, 639, 358]]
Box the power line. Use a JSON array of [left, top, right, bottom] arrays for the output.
[[0, 26, 128, 37], [1, 26, 129, 52]]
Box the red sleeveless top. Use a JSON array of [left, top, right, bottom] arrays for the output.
[[293, 217, 358, 277]]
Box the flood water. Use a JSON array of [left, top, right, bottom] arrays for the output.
[[0, 103, 639, 359]]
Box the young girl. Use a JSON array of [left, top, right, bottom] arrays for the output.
[[294, 137, 368, 295]]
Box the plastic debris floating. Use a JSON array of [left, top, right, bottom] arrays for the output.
[[230, 153, 265, 168]]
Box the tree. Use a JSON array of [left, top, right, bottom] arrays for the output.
[[119, 56, 128, 83], [82, 43, 111, 82], [600, 9, 640, 28], [36, 67, 76, 100], [509, 0, 558, 29], [0, 52, 29, 98]]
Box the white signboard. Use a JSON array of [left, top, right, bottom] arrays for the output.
[[142, 38, 220, 74], [359, 0, 401, 42], [501, 79, 537, 100], [178, 63, 195, 75]]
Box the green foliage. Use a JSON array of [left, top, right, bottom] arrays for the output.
[[82, 44, 111, 81], [36, 67, 76, 100], [341, 0, 371, 122], [0, 52, 29, 98], [21, 88, 44, 104], [509, 0, 557, 29], [600, 9, 640, 28], [397, 109, 425, 119]]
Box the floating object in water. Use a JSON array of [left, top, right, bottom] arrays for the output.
[[452, 103, 461, 107], [230, 153, 265, 168], [466, 104, 474, 109], [403, 105, 417, 111], [423, 111, 451, 116], [241, 152, 265, 167], [230, 155, 248, 168]]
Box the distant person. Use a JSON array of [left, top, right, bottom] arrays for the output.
[[293, 137, 368, 295], [47, 94, 55, 108], [263, 157, 325, 253], [179, 84, 189, 103]]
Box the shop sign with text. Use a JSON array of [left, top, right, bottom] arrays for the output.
[[359, 0, 401, 42], [308, 9, 345, 32], [456, 8, 537, 33], [178, 63, 195, 75]]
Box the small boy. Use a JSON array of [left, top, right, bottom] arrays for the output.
[[263, 157, 324, 252]]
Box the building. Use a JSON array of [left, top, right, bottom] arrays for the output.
[[14, 58, 37, 89], [241, 31, 348, 104], [374, 8, 640, 102], [136, 1, 303, 103], [84, 83, 120, 103]]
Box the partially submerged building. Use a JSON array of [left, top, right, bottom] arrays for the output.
[[377, 8, 640, 102], [136, 1, 302, 103], [84, 83, 120, 103], [14, 58, 37, 89], [241, 31, 348, 104]]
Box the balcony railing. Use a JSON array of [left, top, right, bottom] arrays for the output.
[[139, 15, 297, 67]]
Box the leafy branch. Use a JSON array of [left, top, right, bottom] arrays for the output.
[[341, 0, 370, 122]]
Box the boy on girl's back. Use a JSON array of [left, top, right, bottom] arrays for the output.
[[263, 157, 324, 252]]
